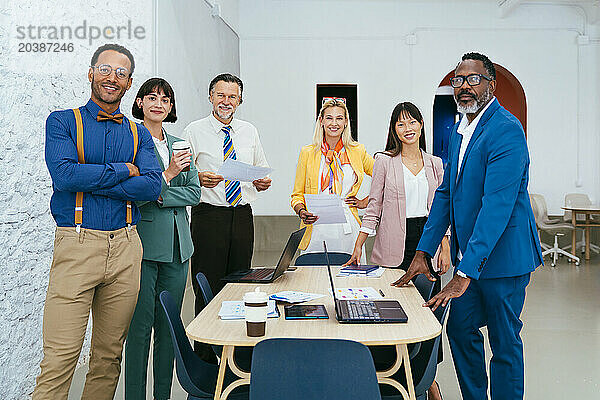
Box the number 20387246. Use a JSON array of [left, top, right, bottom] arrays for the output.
[[18, 42, 74, 52]]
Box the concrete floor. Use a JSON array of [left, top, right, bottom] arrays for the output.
[[69, 250, 600, 399]]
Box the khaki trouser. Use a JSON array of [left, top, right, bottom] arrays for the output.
[[32, 226, 143, 400]]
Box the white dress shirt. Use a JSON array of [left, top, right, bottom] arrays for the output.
[[182, 113, 269, 206], [456, 97, 495, 179], [455, 97, 495, 276], [403, 165, 428, 218]]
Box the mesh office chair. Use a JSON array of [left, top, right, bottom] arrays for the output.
[[563, 193, 600, 255], [530, 194, 580, 266]]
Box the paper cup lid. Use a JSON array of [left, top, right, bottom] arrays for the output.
[[172, 140, 190, 150], [244, 287, 268, 303]]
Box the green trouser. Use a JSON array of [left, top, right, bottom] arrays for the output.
[[124, 235, 188, 400]]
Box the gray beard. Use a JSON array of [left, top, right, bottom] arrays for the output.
[[456, 87, 492, 114]]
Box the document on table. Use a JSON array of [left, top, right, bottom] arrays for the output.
[[269, 291, 326, 304], [217, 158, 273, 182], [333, 287, 383, 300], [218, 300, 279, 320], [304, 194, 347, 225]]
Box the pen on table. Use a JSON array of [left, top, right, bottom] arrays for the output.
[[379, 289, 385, 297]]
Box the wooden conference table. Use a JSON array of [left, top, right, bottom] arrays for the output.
[[186, 266, 442, 400], [562, 205, 600, 261]]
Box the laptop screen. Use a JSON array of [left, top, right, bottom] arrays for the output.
[[271, 227, 306, 279], [323, 241, 342, 320]]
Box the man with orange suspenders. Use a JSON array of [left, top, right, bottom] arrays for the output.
[[33, 44, 162, 399]]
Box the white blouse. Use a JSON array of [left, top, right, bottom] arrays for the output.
[[403, 164, 428, 218], [152, 132, 170, 186]]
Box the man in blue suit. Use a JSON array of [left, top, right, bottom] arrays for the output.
[[394, 52, 543, 400]]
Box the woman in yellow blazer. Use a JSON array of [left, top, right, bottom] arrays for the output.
[[291, 98, 374, 259]]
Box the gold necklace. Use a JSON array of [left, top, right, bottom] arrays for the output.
[[402, 155, 421, 168]]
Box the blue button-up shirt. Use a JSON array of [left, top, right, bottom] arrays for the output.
[[45, 99, 162, 231]]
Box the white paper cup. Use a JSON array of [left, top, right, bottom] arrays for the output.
[[243, 288, 268, 337], [172, 140, 192, 171]]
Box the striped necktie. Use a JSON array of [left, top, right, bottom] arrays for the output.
[[222, 126, 242, 206]]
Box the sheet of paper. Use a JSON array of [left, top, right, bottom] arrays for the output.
[[217, 158, 273, 182], [333, 287, 383, 300], [337, 267, 385, 278], [304, 194, 347, 225], [218, 300, 278, 320], [269, 291, 326, 304]]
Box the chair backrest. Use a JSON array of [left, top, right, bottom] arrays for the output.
[[564, 193, 592, 221], [159, 290, 217, 398], [195, 272, 214, 305], [249, 338, 381, 400], [530, 194, 555, 228], [412, 302, 450, 397], [529, 194, 543, 226], [194, 273, 225, 359], [413, 273, 435, 302], [294, 252, 351, 266]]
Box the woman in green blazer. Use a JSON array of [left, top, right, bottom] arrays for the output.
[[125, 78, 201, 400]]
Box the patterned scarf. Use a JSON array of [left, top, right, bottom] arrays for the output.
[[320, 138, 350, 194]]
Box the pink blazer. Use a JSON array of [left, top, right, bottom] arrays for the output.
[[361, 151, 445, 267]]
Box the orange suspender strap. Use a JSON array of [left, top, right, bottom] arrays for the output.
[[73, 108, 85, 233], [126, 119, 139, 228]]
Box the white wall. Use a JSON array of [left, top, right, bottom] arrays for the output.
[[238, 0, 600, 216], [0, 0, 239, 398], [0, 2, 153, 398], [151, 0, 240, 135]]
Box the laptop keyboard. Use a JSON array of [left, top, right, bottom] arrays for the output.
[[347, 300, 381, 320], [240, 268, 274, 280]]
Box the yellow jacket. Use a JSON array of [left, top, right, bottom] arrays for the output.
[[291, 143, 375, 250]]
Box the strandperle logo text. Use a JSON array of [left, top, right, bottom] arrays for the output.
[[15, 20, 146, 46]]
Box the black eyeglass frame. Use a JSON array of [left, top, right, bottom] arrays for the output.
[[450, 73, 493, 88], [90, 64, 131, 80]]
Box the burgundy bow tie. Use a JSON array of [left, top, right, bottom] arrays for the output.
[[97, 110, 124, 124]]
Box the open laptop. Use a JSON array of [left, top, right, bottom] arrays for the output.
[[324, 242, 408, 323], [221, 228, 306, 283]]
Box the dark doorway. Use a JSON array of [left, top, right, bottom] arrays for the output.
[[316, 84, 358, 141], [433, 88, 457, 166]]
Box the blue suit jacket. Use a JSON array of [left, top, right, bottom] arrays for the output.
[[418, 99, 543, 279]]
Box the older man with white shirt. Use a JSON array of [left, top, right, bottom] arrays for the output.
[[182, 73, 271, 362]]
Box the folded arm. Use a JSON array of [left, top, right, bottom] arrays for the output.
[[92, 129, 162, 201], [45, 111, 131, 192]]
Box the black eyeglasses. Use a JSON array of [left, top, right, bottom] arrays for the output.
[[450, 74, 492, 88], [91, 64, 130, 80]]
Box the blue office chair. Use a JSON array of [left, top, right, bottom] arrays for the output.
[[412, 273, 436, 303], [249, 338, 381, 400], [380, 302, 451, 400], [294, 252, 352, 266], [195, 272, 253, 371], [159, 290, 248, 400]]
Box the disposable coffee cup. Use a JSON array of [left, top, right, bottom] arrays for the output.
[[172, 140, 192, 172], [243, 287, 268, 337]]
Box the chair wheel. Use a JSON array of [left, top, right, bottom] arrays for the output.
[[551, 263, 556, 267], [575, 261, 580, 266]]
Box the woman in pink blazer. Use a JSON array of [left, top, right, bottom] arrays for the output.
[[345, 101, 450, 400]]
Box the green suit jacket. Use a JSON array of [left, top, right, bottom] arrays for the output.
[[136, 132, 201, 263]]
